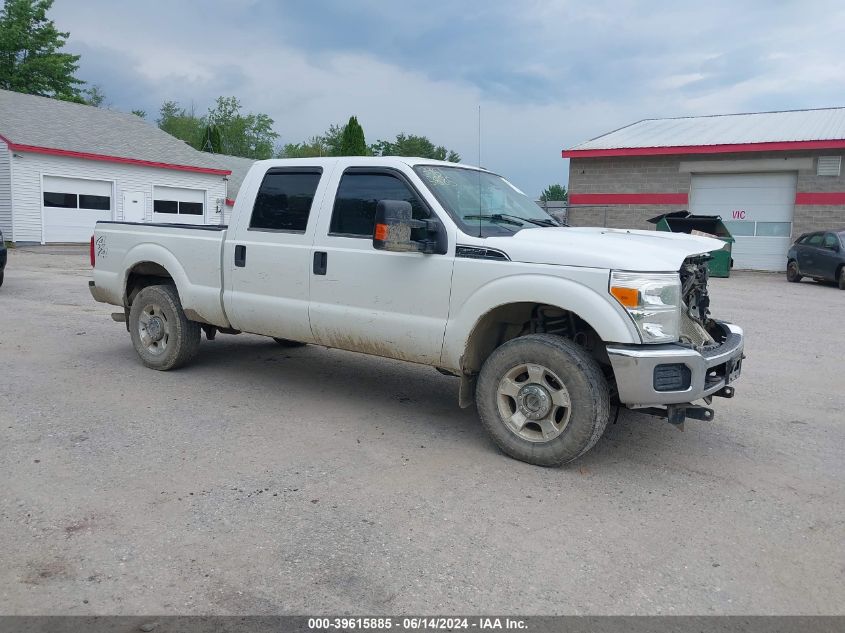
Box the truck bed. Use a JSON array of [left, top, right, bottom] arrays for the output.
[[91, 221, 231, 328]]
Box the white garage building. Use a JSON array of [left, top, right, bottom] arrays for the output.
[[564, 107, 845, 270], [0, 89, 233, 244]]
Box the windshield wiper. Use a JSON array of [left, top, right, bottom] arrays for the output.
[[465, 213, 559, 228], [463, 214, 524, 228]]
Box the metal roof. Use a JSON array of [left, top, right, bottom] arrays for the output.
[[566, 107, 845, 154], [0, 89, 229, 174]]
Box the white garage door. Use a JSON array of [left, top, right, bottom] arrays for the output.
[[42, 176, 113, 243], [153, 186, 206, 225], [689, 172, 797, 271]]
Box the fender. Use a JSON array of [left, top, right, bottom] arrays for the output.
[[440, 270, 640, 371], [120, 242, 230, 327]]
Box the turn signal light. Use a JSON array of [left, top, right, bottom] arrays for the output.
[[610, 286, 639, 308], [374, 223, 389, 241]]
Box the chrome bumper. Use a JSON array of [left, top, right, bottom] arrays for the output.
[[606, 322, 744, 408]]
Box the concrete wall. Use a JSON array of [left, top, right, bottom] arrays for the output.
[[0, 139, 11, 239], [567, 151, 845, 236], [10, 151, 227, 242]]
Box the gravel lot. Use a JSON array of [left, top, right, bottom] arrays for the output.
[[0, 246, 843, 616]]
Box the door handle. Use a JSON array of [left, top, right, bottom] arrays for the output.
[[235, 244, 246, 267], [313, 251, 327, 275]]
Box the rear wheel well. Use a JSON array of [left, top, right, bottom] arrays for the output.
[[125, 262, 174, 307], [462, 303, 608, 375]]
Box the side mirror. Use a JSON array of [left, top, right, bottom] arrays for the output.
[[373, 200, 440, 253]]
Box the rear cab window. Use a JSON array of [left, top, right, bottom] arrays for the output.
[[250, 168, 323, 233]]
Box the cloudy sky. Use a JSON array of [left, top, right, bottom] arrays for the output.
[[52, 0, 845, 197]]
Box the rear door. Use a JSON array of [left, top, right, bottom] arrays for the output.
[[223, 165, 332, 342], [308, 166, 455, 365]]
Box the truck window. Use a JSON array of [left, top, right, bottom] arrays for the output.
[[329, 172, 429, 238], [250, 170, 322, 232]]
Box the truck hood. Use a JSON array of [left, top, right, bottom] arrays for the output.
[[485, 227, 725, 271]]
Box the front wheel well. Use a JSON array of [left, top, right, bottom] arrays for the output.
[[461, 303, 608, 375], [125, 261, 174, 306]]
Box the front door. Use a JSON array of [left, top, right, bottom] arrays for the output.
[[123, 191, 145, 223], [308, 167, 454, 365]]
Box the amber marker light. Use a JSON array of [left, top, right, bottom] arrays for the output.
[[610, 286, 640, 308], [374, 223, 389, 241]]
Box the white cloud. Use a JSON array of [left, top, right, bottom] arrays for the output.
[[49, 0, 845, 196]]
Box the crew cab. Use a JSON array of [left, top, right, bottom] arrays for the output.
[[89, 157, 745, 466]]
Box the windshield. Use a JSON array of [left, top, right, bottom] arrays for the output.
[[414, 165, 560, 237]]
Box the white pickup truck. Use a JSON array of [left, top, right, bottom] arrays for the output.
[[89, 157, 744, 466]]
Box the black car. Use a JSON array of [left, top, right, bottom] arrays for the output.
[[0, 228, 6, 287], [786, 230, 845, 289]]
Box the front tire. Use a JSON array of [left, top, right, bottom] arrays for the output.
[[129, 284, 201, 370], [475, 334, 610, 466], [786, 260, 802, 283], [839, 267, 845, 290]]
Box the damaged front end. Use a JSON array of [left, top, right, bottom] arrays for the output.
[[606, 255, 745, 428]]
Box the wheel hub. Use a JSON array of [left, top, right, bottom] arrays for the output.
[[517, 383, 552, 420], [146, 316, 165, 342]]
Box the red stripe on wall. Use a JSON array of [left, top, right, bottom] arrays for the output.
[[562, 139, 845, 158], [795, 192, 845, 205], [7, 143, 231, 176], [568, 193, 688, 205]]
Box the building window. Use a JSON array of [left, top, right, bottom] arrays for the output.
[[43, 192, 112, 210], [43, 192, 78, 208], [250, 170, 322, 232], [152, 186, 205, 220], [79, 194, 111, 210]]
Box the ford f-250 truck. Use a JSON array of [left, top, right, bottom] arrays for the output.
[[89, 157, 744, 466]]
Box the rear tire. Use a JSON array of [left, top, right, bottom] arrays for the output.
[[786, 260, 802, 283], [475, 334, 610, 467], [129, 284, 200, 370], [273, 338, 307, 348]]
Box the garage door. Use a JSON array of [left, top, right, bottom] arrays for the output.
[[689, 172, 796, 271], [153, 186, 206, 225], [42, 176, 112, 243]]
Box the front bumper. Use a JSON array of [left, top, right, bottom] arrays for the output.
[[606, 321, 744, 408]]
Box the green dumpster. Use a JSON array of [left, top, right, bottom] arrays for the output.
[[648, 211, 735, 278]]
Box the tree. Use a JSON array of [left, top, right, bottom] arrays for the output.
[[131, 109, 146, 119], [339, 115, 367, 156], [540, 184, 568, 202], [199, 123, 222, 153], [205, 96, 278, 159], [82, 84, 106, 107], [279, 136, 329, 158], [156, 100, 204, 148], [0, 0, 83, 100], [370, 132, 460, 162]]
